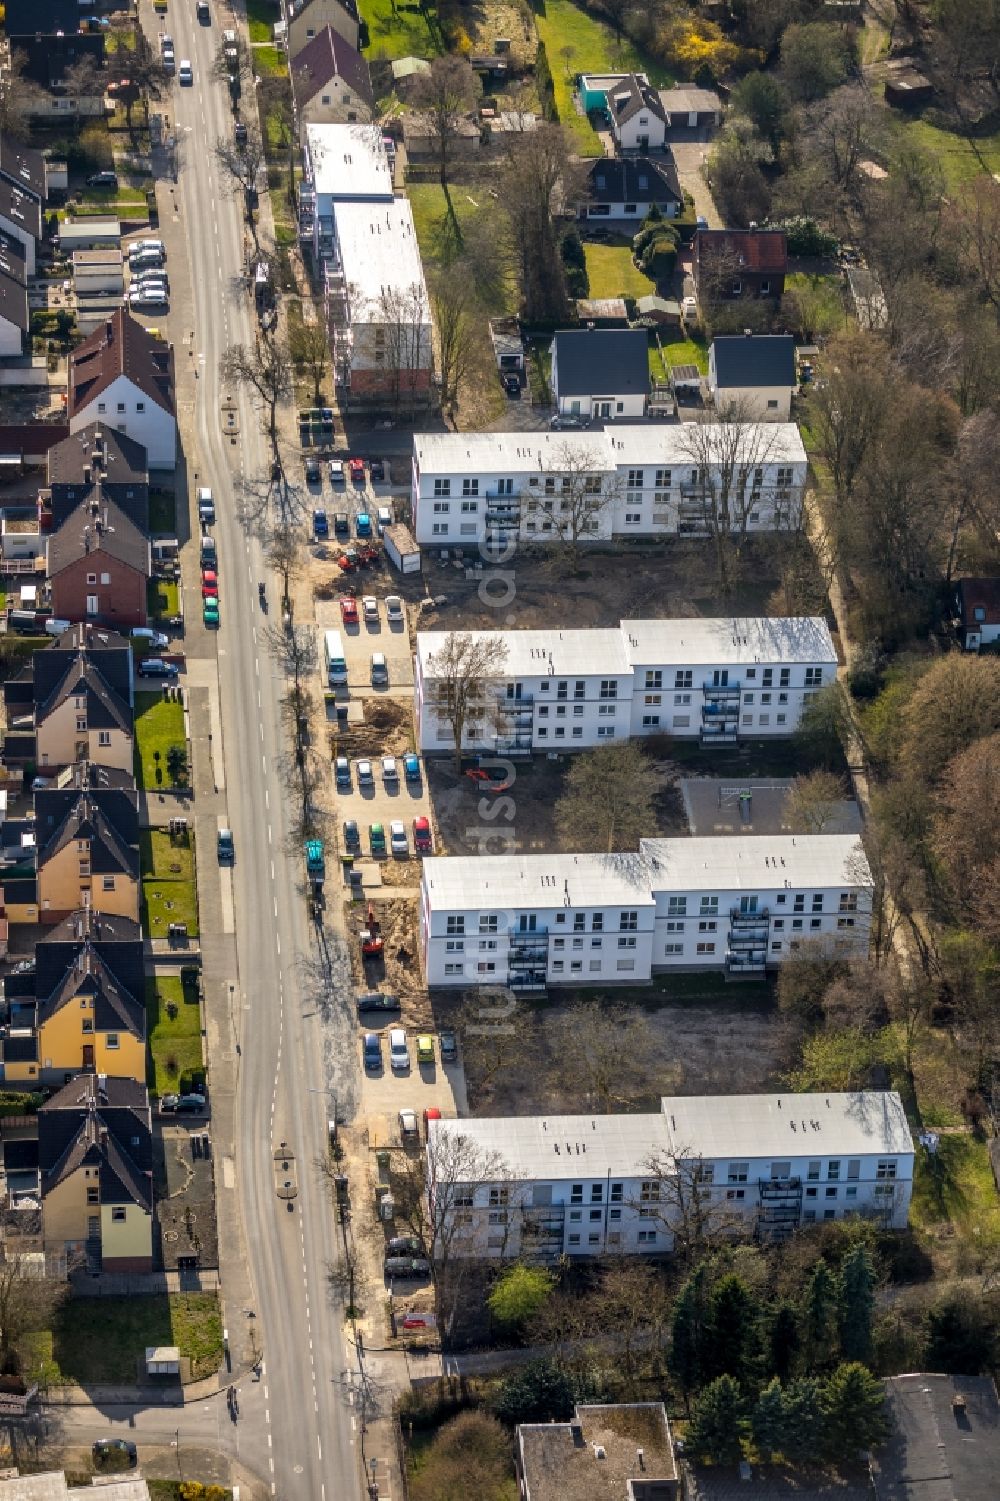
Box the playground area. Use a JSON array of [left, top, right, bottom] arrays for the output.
[[679, 778, 863, 837]]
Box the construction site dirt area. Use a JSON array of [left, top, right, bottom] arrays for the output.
[[329, 696, 415, 760], [418, 534, 818, 633], [427, 753, 687, 858], [451, 986, 788, 1117]]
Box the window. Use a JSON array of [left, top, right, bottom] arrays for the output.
[[570, 1183, 583, 1203], [112, 1206, 126, 1222], [87, 573, 97, 586], [477, 961, 495, 974], [488, 1211, 507, 1225], [102, 876, 115, 892], [488, 1187, 508, 1207], [462, 478, 479, 497], [673, 716, 690, 729], [97, 402, 106, 413], [625, 512, 641, 525], [618, 936, 636, 950], [674, 669, 693, 689], [116, 402, 126, 413], [876, 1160, 897, 1180], [700, 896, 719, 915], [728, 1162, 748, 1183], [600, 680, 618, 699], [807, 1161, 820, 1181], [664, 942, 683, 955], [76, 716, 87, 733], [444, 963, 463, 976], [446, 916, 465, 935], [810, 918, 822, 930], [828, 1160, 841, 1180], [86, 595, 99, 616], [569, 1210, 582, 1222], [839, 892, 858, 913], [760, 280, 770, 295], [567, 1233, 581, 1246], [98, 731, 111, 747], [770, 1162, 791, 1180], [640, 1181, 659, 1203], [627, 469, 644, 488], [551, 961, 564, 973], [727, 1188, 745, 1201], [826, 1187, 838, 1199], [619, 911, 638, 931], [673, 693, 690, 706], [847, 1159, 860, 1180], [668, 897, 687, 916], [433, 479, 451, 497], [637, 1230, 656, 1244], [698, 920, 717, 933], [589, 1209, 603, 1222], [696, 941, 715, 955], [642, 715, 660, 727], [592, 914, 603, 931]]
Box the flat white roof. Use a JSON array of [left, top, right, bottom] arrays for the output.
[[413, 423, 806, 475], [622, 616, 837, 668], [422, 852, 656, 913], [417, 627, 629, 681], [335, 198, 430, 321], [640, 834, 871, 892], [306, 122, 393, 200], [429, 1112, 669, 1181], [662, 1091, 913, 1160]]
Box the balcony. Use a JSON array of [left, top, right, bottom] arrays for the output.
[[726, 951, 767, 975], [701, 725, 738, 745], [702, 681, 741, 699], [498, 692, 534, 707], [508, 971, 547, 992]]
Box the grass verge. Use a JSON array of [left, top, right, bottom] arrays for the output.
[[910, 1132, 1000, 1242], [140, 828, 199, 938], [147, 578, 180, 620], [359, 0, 444, 61], [246, 0, 274, 43], [146, 974, 203, 1097], [21, 1293, 223, 1386], [134, 691, 186, 791]]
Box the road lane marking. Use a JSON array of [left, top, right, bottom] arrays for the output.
[[317, 1438, 322, 1462]]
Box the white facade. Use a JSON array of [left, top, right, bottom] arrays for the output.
[[428, 1090, 913, 1262], [414, 616, 837, 755], [301, 121, 392, 257], [419, 835, 872, 990], [0, 210, 36, 276], [69, 373, 175, 471], [410, 425, 806, 547]]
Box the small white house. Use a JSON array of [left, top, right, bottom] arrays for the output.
[[419, 834, 872, 989], [708, 333, 797, 421], [581, 156, 683, 224], [550, 328, 649, 420], [608, 75, 668, 153], [955, 578, 1000, 651], [427, 1089, 913, 1262]]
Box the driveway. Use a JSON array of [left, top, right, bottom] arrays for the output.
[[671, 140, 721, 227]]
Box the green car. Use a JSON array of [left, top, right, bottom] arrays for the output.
[[369, 823, 386, 857], [203, 599, 220, 629]]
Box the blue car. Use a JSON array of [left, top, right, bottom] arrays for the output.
[[313, 509, 329, 539], [355, 512, 372, 539], [403, 753, 420, 782]]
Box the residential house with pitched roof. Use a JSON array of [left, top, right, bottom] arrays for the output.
[[3, 624, 134, 774], [955, 578, 1000, 652], [581, 155, 682, 223], [38, 1072, 152, 1271], [284, 0, 361, 61], [693, 228, 787, 304], [32, 909, 145, 1085], [45, 423, 149, 530], [708, 333, 797, 420], [67, 310, 176, 470], [35, 763, 139, 924], [607, 74, 668, 153], [291, 24, 374, 128], [550, 327, 650, 419]]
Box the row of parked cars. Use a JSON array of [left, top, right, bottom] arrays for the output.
[[337, 752, 421, 792], [338, 593, 404, 628], [343, 816, 432, 858], [362, 1026, 457, 1070], [199, 491, 221, 628], [126, 237, 170, 312]]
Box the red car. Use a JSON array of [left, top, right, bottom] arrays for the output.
[[340, 596, 359, 625], [349, 457, 365, 485], [201, 571, 219, 598], [412, 816, 432, 854]]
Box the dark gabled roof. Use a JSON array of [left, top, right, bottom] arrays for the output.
[[0, 134, 45, 201], [37, 945, 145, 1040], [0, 227, 28, 280], [872, 1374, 1000, 1500], [68, 309, 176, 421], [551, 328, 650, 399], [35, 764, 139, 880], [0, 264, 28, 334], [32, 626, 134, 730], [694, 227, 788, 275], [39, 1073, 152, 1212], [0, 170, 43, 242], [711, 333, 796, 389], [48, 423, 149, 491], [16, 31, 105, 89], [608, 73, 667, 130], [45, 908, 141, 947], [956, 577, 1000, 627], [291, 25, 374, 112], [586, 155, 682, 207], [4, 0, 79, 37], [288, 0, 360, 26], [47, 496, 150, 579], [0, 421, 68, 458], [36, 656, 133, 737]]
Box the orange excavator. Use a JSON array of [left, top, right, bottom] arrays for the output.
[[361, 901, 384, 958]]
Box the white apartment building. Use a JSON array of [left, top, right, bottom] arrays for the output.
[[410, 425, 806, 547], [414, 616, 837, 755], [419, 835, 872, 990], [299, 121, 393, 256], [427, 1091, 913, 1262]]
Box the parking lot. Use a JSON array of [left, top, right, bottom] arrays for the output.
[[335, 755, 433, 862], [358, 1039, 467, 1145], [315, 592, 415, 697]]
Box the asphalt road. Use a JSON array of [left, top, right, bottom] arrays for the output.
[[133, 4, 361, 1497]]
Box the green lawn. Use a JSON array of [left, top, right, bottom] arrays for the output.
[[246, 0, 275, 43], [358, 0, 443, 62], [21, 1293, 223, 1386], [134, 692, 186, 791], [148, 488, 176, 534], [408, 182, 516, 307], [583, 241, 654, 300], [893, 115, 1000, 192], [141, 829, 199, 938], [785, 271, 848, 339], [535, 0, 672, 155], [146, 975, 203, 1097], [651, 333, 709, 377], [252, 43, 287, 76], [79, 185, 148, 209], [147, 577, 180, 620], [910, 1132, 1000, 1242]]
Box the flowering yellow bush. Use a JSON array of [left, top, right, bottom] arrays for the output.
[[656, 18, 757, 78]]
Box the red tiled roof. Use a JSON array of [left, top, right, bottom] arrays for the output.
[[68, 308, 175, 421], [957, 577, 1000, 626], [695, 228, 788, 274]]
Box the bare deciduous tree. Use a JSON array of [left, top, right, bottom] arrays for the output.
[[411, 55, 477, 186], [561, 999, 657, 1112], [637, 1151, 734, 1268], [220, 336, 291, 466], [787, 770, 847, 833], [555, 742, 660, 853], [500, 123, 583, 323], [288, 313, 329, 404], [424, 632, 509, 768], [429, 273, 477, 415], [214, 130, 266, 252], [538, 441, 623, 573]]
